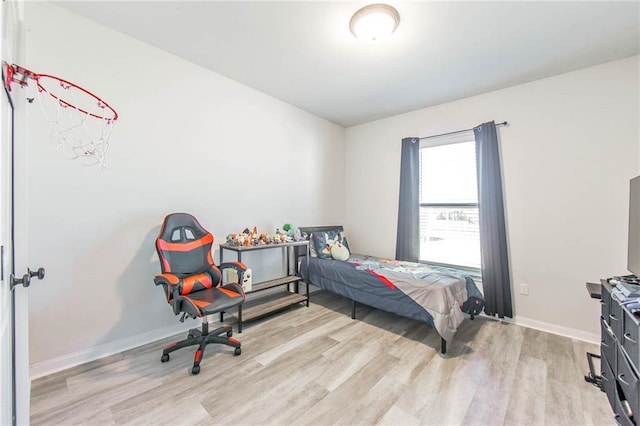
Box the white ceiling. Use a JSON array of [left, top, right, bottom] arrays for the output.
[[55, 1, 640, 127]]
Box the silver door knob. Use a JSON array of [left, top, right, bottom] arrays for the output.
[[10, 266, 45, 290], [10, 273, 30, 290], [28, 267, 45, 280]]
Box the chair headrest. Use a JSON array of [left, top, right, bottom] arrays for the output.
[[158, 213, 210, 243]]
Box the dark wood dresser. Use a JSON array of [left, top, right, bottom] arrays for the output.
[[601, 280, 640, 425]]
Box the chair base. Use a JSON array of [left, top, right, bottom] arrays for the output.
[[160, 318, 241, 375]]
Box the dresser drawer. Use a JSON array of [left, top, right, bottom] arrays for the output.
[[610, 296, 624, 341], [602, 352, 616, 409], [614, 395, 636, 426], [617, 344, 639, 418], [622, 307, 640, 371], [603, 318, 617, 373]]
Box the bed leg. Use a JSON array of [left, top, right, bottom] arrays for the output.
[[351, 300, 357, 319], [441, 338, 447, 354]]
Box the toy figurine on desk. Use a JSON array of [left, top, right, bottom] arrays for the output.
[[225, 226, 296, 246], [282, 223, 305, 242]]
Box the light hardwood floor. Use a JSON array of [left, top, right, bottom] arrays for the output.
[[31, 290, 613, 425]]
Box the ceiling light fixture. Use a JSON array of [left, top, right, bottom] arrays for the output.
[[349, 4, 400, 43]]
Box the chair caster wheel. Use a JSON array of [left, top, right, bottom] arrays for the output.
[[188, 334, 195, 339], [191, 365, 200, 375], [227, 330, 233, 337], [234, 347, 241, 356], [161, 354, 170, 363]]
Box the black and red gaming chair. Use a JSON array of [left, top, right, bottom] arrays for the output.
[[154, 213, 246, 375]]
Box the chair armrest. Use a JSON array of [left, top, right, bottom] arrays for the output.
[[154, 273, 180, 286], [154, 273, 182, 314], [219, 262, 247, 272], [219, 262, 247, 284], [174, 295, 202, 318]]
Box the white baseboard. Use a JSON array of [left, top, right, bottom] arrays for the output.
[[502, 315, 600, 345], [29, 322, 195, 380]]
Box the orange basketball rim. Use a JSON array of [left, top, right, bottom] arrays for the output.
[[3, 62, 119, 169]]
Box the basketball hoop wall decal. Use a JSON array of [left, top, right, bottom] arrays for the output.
[[3, 62, 118, 170]]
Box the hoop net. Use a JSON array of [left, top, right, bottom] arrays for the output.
[[34, 74, 117, 169], [4, 64, 118, 170]]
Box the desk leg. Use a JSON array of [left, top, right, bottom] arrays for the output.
[[285, 246, 290, 275], [238, 251, 243, 333], [293, 246, 299, 293], [219, 247, 225, 323], [306, 247, 310, 306]]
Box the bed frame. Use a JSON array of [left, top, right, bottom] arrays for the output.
[[295, 225, 469, 355]]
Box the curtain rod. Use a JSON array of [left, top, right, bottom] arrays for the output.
[[419, 121, 508, 141]]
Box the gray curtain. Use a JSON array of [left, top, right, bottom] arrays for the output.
[[474, 121, 512, 318], [396, 137, 420, 262]]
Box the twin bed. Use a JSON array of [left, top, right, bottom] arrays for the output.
[[296, 226, 485, 354]]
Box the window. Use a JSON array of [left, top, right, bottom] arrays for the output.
[[419, 131, 480, 269]]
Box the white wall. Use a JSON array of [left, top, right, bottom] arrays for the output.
[[345, 56, 640, 341], [24, 2, 345, 374]]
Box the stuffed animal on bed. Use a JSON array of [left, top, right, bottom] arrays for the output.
[[313, 230, 351, 260], [330, 242, 350, 261]]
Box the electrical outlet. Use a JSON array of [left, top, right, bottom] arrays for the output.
[[520, 283, 529, 295]]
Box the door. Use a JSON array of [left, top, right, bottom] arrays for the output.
[[1, 64, 35, 426], [2, 2, 30, 425], [1, 63, 16, 426]]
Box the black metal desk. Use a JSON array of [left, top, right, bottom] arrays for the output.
[[220, 241, 309, 332]]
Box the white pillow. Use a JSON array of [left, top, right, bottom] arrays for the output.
[[330, 242, 350, 261]]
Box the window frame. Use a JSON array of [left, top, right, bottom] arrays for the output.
[[418, 130, 481, 273]]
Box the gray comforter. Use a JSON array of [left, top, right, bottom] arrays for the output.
[[302, 254, 484, 342]]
